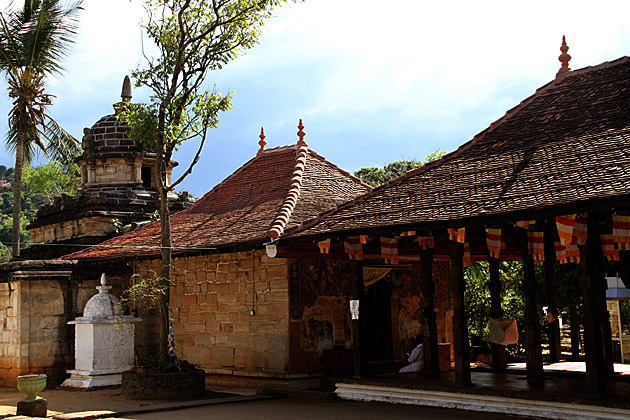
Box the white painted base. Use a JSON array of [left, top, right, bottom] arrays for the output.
[[62, 371, 123, 388], [335, 383, 630, 420]]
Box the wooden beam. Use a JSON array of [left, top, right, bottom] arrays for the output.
[[421, 247, 439, 371], [448, 240, 472, 386], [351, 260, 367, 377], [519, 232, 544, 381], [543, 231, 561, 363], [578, 214, 608, 396], [488, 257, 507, 368]]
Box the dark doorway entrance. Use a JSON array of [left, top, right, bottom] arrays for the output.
[[365, 278, 393, 362]]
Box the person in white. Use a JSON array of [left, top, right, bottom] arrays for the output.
[[399, 338, 424, 373]]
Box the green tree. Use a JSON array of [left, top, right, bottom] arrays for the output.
[[0, 161, 79, 248], [23, 160, 80, 204], [354, 150, 447, 187], [123, 0, 297, 359], [0, 0, 82, 257]]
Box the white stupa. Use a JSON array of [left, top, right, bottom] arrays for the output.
[[62, 274, 140, 388]]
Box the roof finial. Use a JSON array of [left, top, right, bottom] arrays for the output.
[[297, 119, 307, 146], [556, 36, 571, 79], [121, 75, 132, 103], [257, 127, 267, 155]]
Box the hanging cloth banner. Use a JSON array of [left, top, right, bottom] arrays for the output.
[[601, 233, 620, 261], [485, 225, 502, 259], [399, 230, 416, 237], [416, 236, 435, 250], [463, 242, 472, 267], [556, 214, 576, 247], [380, 237, 399, 265], [613, 211, 630, 251], [555, 242, 567, 264], [344, 236, 364, 260], [515, 220, 534, 230], [573, 213, 588, 245], [448, 228, 466, 243], [565, 241, 580, 263], [527, 224, 545, 261], [555, 240, 580, 264], [488, 318, 519, 345], [317, 239, 331, 254], [359, 235, 369, 244]]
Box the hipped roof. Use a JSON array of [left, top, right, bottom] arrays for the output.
[[287, 56, 630, 240], [64, 142, 370, 260]]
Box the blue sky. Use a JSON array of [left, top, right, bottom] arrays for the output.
[[1, 0, 630, 197]]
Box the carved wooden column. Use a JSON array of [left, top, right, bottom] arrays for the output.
[[489, 257, 507, 367], [421, 247, 439, 370], [449, 240, 471, 385], [520, 233, 544, 380], [544, 231, 561, 363], [351, 261, 367, 377]]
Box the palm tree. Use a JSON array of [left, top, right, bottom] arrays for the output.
[[0, 0, 82, 257]]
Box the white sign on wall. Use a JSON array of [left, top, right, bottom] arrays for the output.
[[350, 299, 360, 320]]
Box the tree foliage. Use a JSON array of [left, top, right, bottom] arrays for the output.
[[0, 161, 79, 250], [123, 0, 297, 359], [354, 150, 447, 187], [22, 160, 80, 204]]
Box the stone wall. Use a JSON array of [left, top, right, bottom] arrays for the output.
[[0, 265, 128, 387], [29, 216, 116, 244], [134, 250, 290, 375], [397, 261, 453, 359], [294, 258, 453, 373]]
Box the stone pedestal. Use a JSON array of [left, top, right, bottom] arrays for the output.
[[17, 399, 47, 417], [63, 318, 139, 387], [63, 274, 140, 388]]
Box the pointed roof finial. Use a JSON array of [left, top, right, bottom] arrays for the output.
[[257, 127, 267, 155], [121, 75, 132, 103], [297, 119, 307, 146], [556, 36, 571, 79]]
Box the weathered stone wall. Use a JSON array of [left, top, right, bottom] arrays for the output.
[[295, 258, 453, 372], [0, 274, 127, 387], [29, 216, 116, 244], [397, 261, 453, 359], [135, 250, 290, 375]]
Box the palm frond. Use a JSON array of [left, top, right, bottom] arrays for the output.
[[21, 0, 83, 75], [40, 116, 80, 164]]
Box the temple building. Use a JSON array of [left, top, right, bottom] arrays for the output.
[[23, 77, 193, 259]]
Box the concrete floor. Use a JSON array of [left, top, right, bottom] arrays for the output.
[[101, 397, 529, 420]]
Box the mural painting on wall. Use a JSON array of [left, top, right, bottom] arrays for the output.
[[298, 259, 353, 352]]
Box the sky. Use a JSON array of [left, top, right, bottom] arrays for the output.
[[0, 0, 629, 197]]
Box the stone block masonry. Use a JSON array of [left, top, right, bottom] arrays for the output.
[[0, 269, 128, 387], [135, 250, 290, 375]]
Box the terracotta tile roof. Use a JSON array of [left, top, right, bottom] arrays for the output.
[[288, 56, 630, 239], [64, 144, 371, 260]]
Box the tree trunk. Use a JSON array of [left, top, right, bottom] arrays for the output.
[[12, 132, 24, 258]]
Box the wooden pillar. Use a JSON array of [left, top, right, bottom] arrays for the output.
[[488, 257, 507, 367], [519, 234, 544, 380], [421, 248, 439, 371], [448, 240, 472, 386], [578, 215, 607, 396], [544, 232, 561, 363], [351, 260, 367, 377], [569, 297, 581, 358]]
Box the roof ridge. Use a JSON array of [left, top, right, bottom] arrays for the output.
[[266, 144, 310, 239]]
